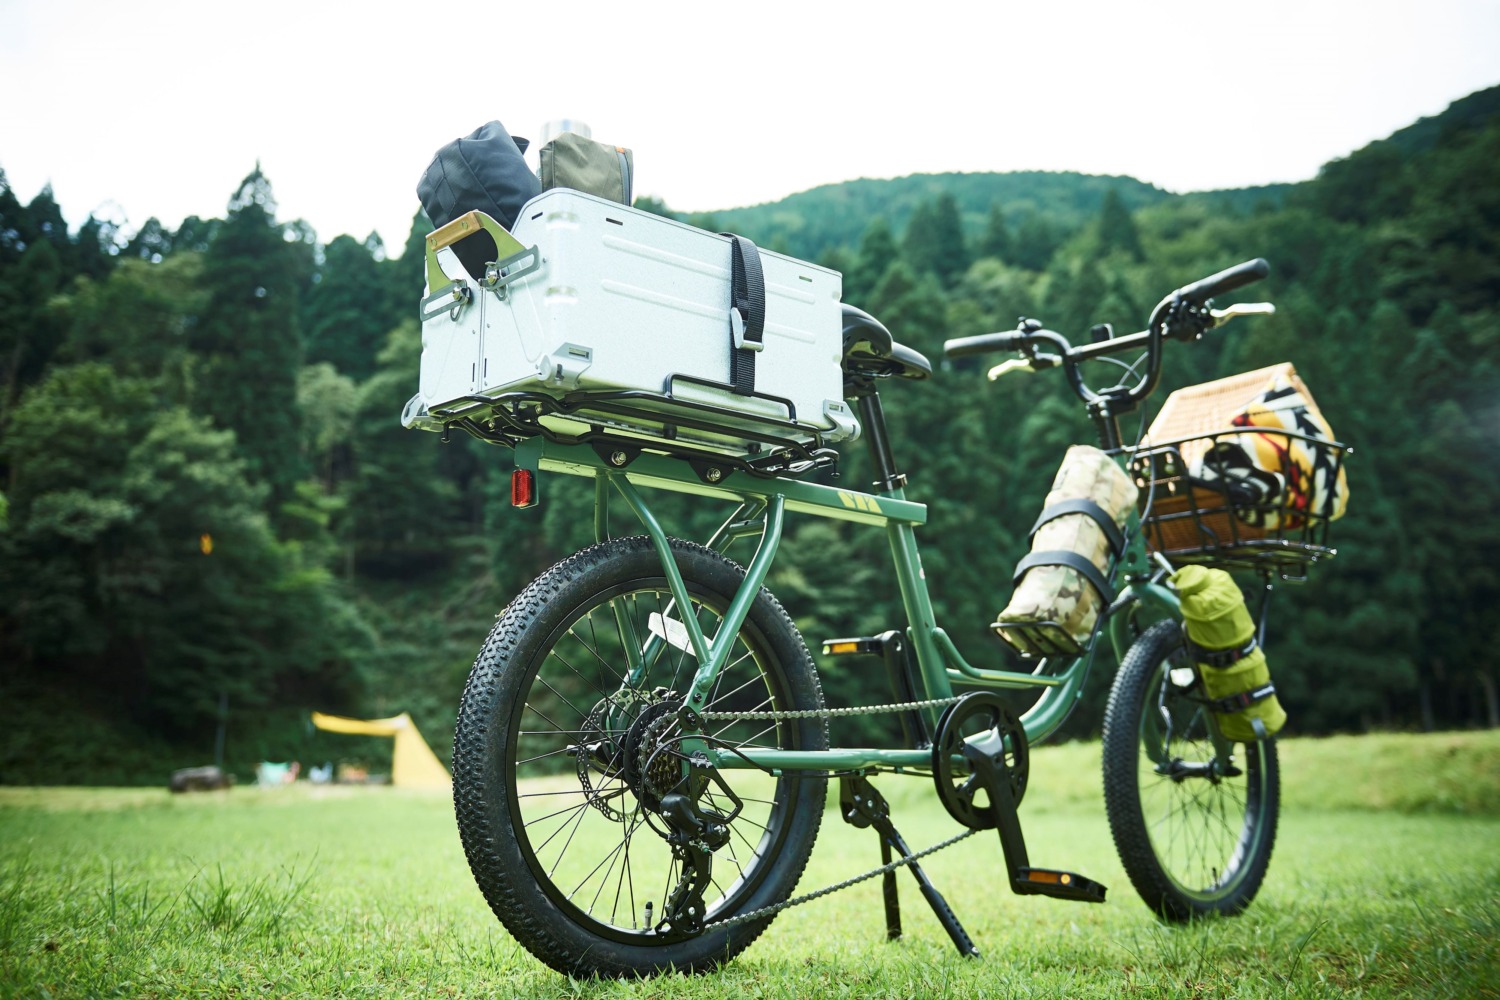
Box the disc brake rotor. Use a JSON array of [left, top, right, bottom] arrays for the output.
[[574, 689, 658, 821]]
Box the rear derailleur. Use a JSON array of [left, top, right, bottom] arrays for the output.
[[634, 710, 743, 937]]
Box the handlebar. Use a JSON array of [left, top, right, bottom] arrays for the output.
[[940, 259, 1272, 418]]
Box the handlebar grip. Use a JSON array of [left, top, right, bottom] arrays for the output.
[[1175, 258, 1269, 305], [943, 331, 1030, 358]]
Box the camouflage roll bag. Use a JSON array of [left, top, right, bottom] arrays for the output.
[[995, 445, 1138, 654], [1172, 564, 1286, 741]]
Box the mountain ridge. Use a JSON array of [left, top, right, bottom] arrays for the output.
[[675, 84, 1499, 262]]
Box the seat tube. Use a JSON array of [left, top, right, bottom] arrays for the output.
[[886, 518, 952, 720], [860, 389, 952, 720]]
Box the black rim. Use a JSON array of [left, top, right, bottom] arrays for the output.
[[1136, 657, 1268, 902], [502, 576, 804, 944]]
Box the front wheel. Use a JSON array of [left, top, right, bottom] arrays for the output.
[[1102, 618, 1279, 920], [452, 536, 828, 976]]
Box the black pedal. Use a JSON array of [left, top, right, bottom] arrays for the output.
[[822, 631, 930, 747], [821, 634, 892, 657], [1012, 868, 1107, 903]]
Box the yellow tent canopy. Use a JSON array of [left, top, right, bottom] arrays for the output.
[[309, 711, 450, 790]]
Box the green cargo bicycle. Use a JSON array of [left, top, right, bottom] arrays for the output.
[[407, 208, 1347, 977]]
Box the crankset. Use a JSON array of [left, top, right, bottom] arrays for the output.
[[931, 691, 1029, 828]]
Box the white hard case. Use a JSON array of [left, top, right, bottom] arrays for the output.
[[412, 189, 857, 458]]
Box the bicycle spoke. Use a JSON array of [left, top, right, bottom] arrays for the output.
[[520, 701, 581, 740], [516, 746, 577, 767], [546, 794, 596, 880], [1129, 661, 1265, 896]]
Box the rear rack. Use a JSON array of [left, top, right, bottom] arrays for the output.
[[411, 384, 844, 479]]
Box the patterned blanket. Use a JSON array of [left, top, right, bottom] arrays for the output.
[[1195, 372, 1348, 530]]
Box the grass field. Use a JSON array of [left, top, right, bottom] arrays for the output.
[[2, 731, 1497, 998]]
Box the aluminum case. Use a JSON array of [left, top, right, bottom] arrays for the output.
[[408, 189, 857, 462]]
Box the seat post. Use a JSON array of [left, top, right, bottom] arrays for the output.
[[856, 391, 906, 493]]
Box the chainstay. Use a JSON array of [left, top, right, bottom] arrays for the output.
[[698, 695, 962, 722], [707, 826, 978, 931]]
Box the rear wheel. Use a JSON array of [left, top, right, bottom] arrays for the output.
[[1102, 618, 1279, 920], [453, 536, 827, 976]]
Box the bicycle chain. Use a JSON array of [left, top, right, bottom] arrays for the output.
[[707, 826, 978, 931], [697, 695, 962, 722], [669, 694, 970, 932]]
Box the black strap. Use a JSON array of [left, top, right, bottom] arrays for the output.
[[1013, 550, 1114, 603], [1205, 680, 1276, 715], [1188, 636, 1260, 669], [1029, 498, 1125, 557], [724, 235, 765, 396]]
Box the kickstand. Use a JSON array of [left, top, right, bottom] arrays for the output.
[[840, 775, 980, 958]]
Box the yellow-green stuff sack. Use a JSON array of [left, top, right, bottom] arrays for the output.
[[1171, 565, 1286, 742]]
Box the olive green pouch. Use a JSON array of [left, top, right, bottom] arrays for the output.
[[1172, 565, 1286, 741], [538, 132, 634, 205]]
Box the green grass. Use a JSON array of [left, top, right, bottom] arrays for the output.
[[2, 732, 1497, 998]]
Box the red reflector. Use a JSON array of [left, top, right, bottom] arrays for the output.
[[511, 469, 537, 508]]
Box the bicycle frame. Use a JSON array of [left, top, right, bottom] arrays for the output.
[[513, 433, 1182, 775]]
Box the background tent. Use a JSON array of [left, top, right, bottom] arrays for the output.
[[309, 711, 450, 789]]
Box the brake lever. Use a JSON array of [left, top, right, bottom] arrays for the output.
[[986, 352, 1061, 381], [1209, 302, 1275, 326], [986, 357, 1034, 381]]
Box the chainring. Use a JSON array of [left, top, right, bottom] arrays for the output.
[[931, 691, 1029, 830]]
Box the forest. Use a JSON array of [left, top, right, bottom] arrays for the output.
[[2, 86, 1496, 783]]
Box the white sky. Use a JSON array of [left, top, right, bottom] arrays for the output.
[[2, 0, 1497, 254]]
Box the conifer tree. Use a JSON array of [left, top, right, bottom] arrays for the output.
[[382, 209, 430, 331], [0, 239, 65, 413], [847, 217, 899, 306], [0, 168, 25, 266], [126, 218, 175, 261], [74, 214, 118, 280], [192, 166, 308, 512], [903, 192, 969, 287], [304, 234, 388, 381], [24, 187, 73, 270], [977, 202, 1014, 264], [1012, 212, 1061, 271], [1096, 189, 1145, 261]]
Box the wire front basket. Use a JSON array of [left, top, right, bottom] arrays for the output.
[[1133, 429, 1349, 577]]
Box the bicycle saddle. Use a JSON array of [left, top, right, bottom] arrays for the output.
[[841, 305, 932, 382]]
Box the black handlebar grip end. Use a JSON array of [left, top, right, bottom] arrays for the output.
[[943, 332, 1027, 358], [1180, 258, 1270, 305]]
